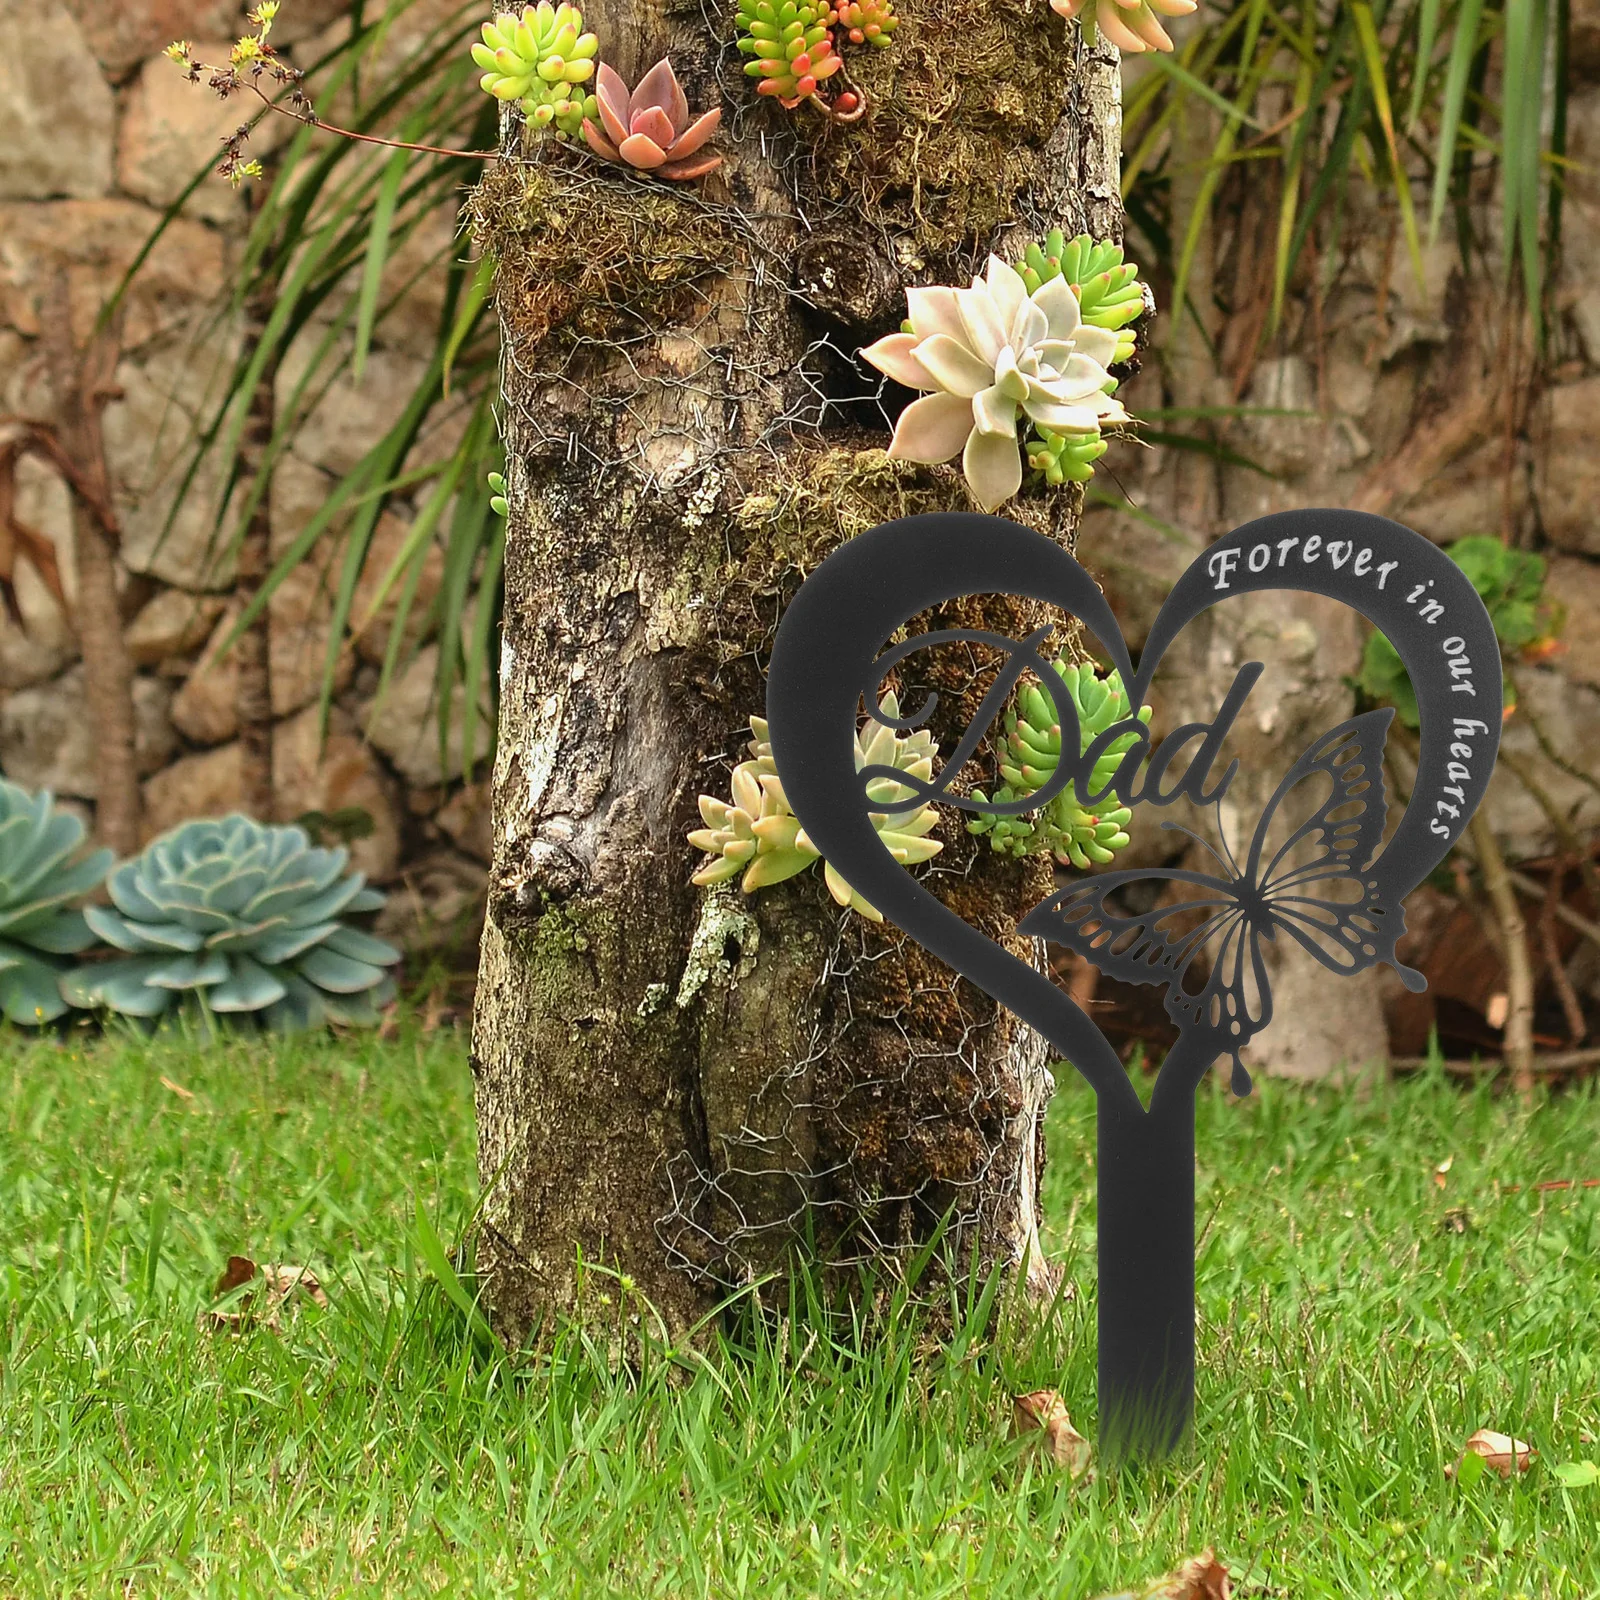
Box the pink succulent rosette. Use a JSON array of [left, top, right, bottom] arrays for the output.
[[1049, 0, 1198, 53], [581, 59, 722, 180], [860, 256, 1128, 512]]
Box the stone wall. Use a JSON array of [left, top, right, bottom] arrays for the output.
[[0, 0, 487, 962]]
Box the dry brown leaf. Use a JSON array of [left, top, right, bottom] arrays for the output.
[[1011, 1389, 1092, 1477], [1434, 1154, 1455, 1189], [1096, 1547, 1233, 1600], [1445, 1428, 1535, 1479], [159, 1075, 195, 1100], [1161, 1549, 1233, 1600], [205, 1256, 329, 1332]]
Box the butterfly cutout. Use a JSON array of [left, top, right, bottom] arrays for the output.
[[1019, 709, 1427, 1097]]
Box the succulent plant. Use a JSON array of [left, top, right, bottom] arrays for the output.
[[1014, 232, 1149, 366], [835, 0, 898, 46], [1049, 0, 1198, 53], [581, 59, 722, 180], [62, 816, 399, 1032], [1358, 535, 1549, 727], [471, 4, 600, 136], [1026, 426, 1110, 486], [487, 471, 509, 516], [0, 781, 113, 1027], [689, 695, 944, 921], [969, 662, 1152, 869], [861, 255, 1128, 511], [735, 0, 843, 106]]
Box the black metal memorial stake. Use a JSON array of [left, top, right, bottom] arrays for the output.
[[764, 508, 1502, 1460]]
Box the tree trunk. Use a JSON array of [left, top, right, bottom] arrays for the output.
[[470, 6, 1126, 1342], [236, 188, 279, 824], [39, 276, 142, 857]]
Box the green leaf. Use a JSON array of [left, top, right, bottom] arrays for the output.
[[412, 1196, 493, 1342], [61, 956, 178, 1018], [208, 954, 289, 1013], [1427, 0, 1488, 239], [297, 946, 387, 995], [443, 255, 495, 396], [1552, 1461, 1600, 1488], [1350, 3, 1425, 293], [319, 925, 401, 966], [84, 906, 206, 955], [354, 147, 410, 383], [250, 922, 343, 965], [143, 951, 231, 991], [0, 956, 70, 1026]]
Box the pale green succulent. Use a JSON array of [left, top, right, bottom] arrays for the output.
[[969, 662, 1151, 869], [471, 4, 600, 136], [1026, 427, 1110, 486], [1013, 231, 1150, 366], [689, 695, 944, 922], [1007, 231, 1151, 491], [62, 816, 398, 1032], [0, 780, 113, 1027]]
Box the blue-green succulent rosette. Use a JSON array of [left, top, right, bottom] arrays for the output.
[[63, 815, 400, 1032], [0, 779, 113, 1026]]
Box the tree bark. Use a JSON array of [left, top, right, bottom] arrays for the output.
[[470, 5, 1126, 1342], [38, 276, 142, 857], [236, 186, 279, 824]]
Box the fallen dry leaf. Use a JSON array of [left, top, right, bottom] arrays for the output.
[[1445, 1428, 1535, 1479], [205, 1256, 329, 1332], [159, 1075, 194, 1100], [1433, 1154, 1455, 1189], [1011, 1389, 1092, 1477], [1095, 1547, 1233, 1599], [1486, 992, 1509, 1029]]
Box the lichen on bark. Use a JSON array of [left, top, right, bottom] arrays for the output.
[[470, 0, 1127, 1345]]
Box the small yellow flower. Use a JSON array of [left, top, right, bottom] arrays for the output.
[[231, 35, 262, 66], [164, 40, 193, 62]]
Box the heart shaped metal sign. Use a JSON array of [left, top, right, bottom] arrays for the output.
[[765, 508, 1501, 1457]]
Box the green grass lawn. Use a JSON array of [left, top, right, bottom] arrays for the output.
[[1, 1023, 1597, 1598]]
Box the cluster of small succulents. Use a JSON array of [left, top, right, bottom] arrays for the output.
[[735, 0, 845, 106], [0, 788, 401, 1036], [735, 0, 898, 114], [688, 695, 943, 921], [472, 5, 600, 135], [472, 7, 724, 180], [1026, 428, 1110, 486], [835, 0, 899, 48], [968, 662, 1151, 869], [1014, 232, 1148, 365], [0, 781, 113, 1026]]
